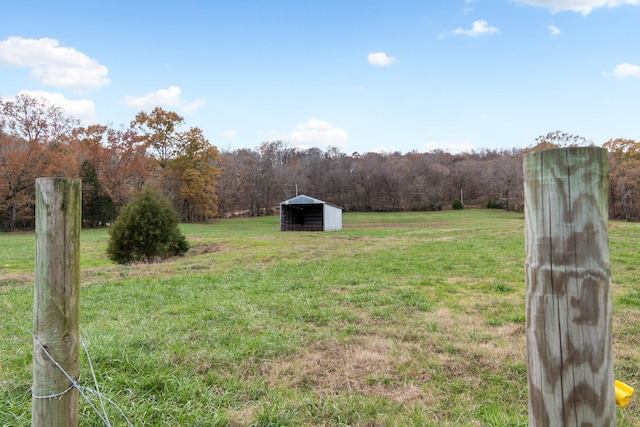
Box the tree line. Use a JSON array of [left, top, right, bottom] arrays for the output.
[[1, 95, 218, 231], [2, 94, 639, 231]]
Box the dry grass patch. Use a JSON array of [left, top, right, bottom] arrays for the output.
[[77, 242, 232, 284], [261, 303, 528, 408], [432, 306, 526, 372], [262, 336, 435, 405], [190, 242, 228, 255], [0, 272, 33, 288], [228, 405, 257, 427], [613, 310, 640, 358]]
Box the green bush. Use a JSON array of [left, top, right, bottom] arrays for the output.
[[429, 202, 443, 211], [106, 188, 190, 264], [486, 198, 504, 209], [452, 199, 464, 210]]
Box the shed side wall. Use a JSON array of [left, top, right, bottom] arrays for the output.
[[323, 204, 342, 231]]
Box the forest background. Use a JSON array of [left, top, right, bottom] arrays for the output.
[[2, 93, 639, 232]]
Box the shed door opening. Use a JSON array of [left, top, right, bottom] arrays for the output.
[[281, 204, 323, 231]]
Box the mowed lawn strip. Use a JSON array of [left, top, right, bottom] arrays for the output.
[[1, 210, 639, 426]]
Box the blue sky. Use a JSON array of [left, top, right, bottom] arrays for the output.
[[1, 0, 639, 154]]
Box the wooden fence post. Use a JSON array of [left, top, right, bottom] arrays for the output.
[[523, 147, 615, 426], [32, 177, 82, 427]]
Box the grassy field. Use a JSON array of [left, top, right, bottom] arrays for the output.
[[1, 209, 639, 426]]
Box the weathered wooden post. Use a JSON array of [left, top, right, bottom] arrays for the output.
[[32, 178, 82, 427], [523, 147, 615, 426]]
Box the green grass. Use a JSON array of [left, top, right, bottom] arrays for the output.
[[2, 209, 640, 426]]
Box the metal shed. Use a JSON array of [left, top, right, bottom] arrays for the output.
[[279, 195, 343, 231]]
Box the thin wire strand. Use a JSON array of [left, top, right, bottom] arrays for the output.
[[33, 335, 110, 426], [31, 383, 74, 400], [79, 386, 134, 427], [81, 336, 111, 426], [32, 335, 134, 427]]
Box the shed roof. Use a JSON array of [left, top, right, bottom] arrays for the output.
[[280, 194, 343, 210], [281, 194, 324, 205]]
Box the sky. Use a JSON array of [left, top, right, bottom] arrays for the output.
[[1, 0, 639, 155]]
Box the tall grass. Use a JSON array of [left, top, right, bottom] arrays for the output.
[[1, 210, 639, 426]]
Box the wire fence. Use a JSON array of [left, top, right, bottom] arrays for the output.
[[32, 335, 133, 427]]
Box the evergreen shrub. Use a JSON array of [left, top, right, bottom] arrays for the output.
[[486, 197, 504, 209], [107, 188, 189, 264]]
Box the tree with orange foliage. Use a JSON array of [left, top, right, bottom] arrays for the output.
[[132, 107, 220, 222], [131, 107, 185, 205], [132, 107, 184, 170], [72, 124, 152, 224], [0, 94, 79, 230], [70, 124, 112, 225], [171, 127, 220, 221], [100, 126, 151, 205]]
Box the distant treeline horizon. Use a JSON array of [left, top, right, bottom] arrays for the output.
[[2, 95, 638, 231]]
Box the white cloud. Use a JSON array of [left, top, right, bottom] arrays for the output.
[[288, 119, 348, 148], [0, 37, 109, 93], [181, 98, 205, 114], [513, 0, 640, 15], [221, 130, 236, 138], [464, 0, 475, 13], [613, 62, 640, 78], [367, 52, 395, 66], [16, 90, 97, 123], [124, 86, 183, 107], [423, 140, 475, 154], [123, 86, 205, 114], [549, 25, 561, 35], [453, 20, 499, 37]]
